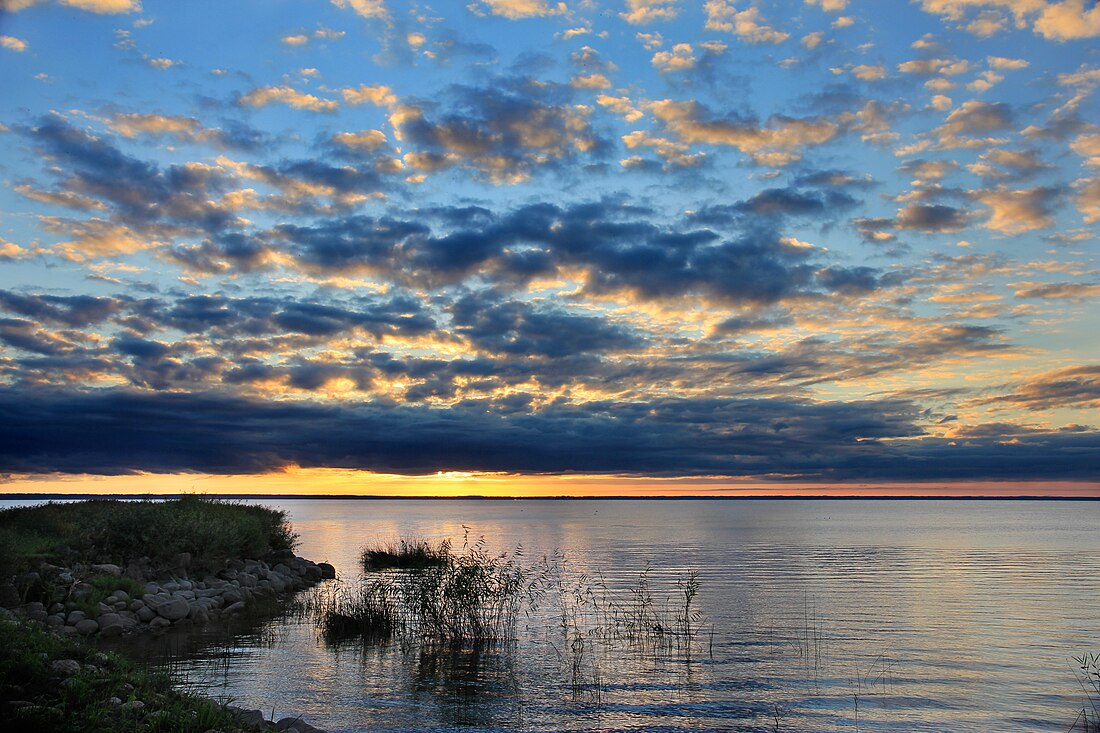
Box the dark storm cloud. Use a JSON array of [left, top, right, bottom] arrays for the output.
[[1, 388, 1097, 481]]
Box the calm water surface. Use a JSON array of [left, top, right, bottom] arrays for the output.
[[32, 498, 1100, 731]]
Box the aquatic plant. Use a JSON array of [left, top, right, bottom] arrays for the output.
[[1072, 652, 1100, 731], [361, 538, 452, 570]]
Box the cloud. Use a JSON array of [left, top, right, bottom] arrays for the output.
[[0, 36, 28, 52], [916, 0, 1100, 40], [805, 0, 848, 11], [474, 0, 566, 18], [978, 365, 1100, 411], [648, 99, 838, 166], [239, 86, 339, 112], [704, 1, 790, 43], [341, 84, 398, 107], [974, 186, 1061, 233], [1074, 177, 1100, 223], [621, 0, 680, 25], [389, 77, 604, 183], [895, 203, 969, 232], [5, 0, 141, 12], [651, 43, 696, 72], [330, 0, 388, 21], [2, 387, 1097, 481]]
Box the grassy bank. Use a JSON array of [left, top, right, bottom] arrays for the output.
[[0, 618, 246, 732], [0, 496, 297, 579]]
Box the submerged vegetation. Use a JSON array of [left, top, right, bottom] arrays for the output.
[[0, 496, 298, 578]]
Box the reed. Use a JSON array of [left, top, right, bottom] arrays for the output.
[[1072, 652, 1100, 732], [361, 538, 452, 570]]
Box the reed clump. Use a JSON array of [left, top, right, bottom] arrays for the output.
[[361, 538, 452, 570], [319, 535, 707, 657]]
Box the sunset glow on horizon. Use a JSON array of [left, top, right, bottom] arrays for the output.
[[0, 0, 1098, 494]]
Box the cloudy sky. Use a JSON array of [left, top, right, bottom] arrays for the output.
[[0, 0, 1098, 495]]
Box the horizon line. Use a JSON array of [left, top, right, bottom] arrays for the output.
[[2, 493, 1099, 501]]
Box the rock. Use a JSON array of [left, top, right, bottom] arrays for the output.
[[45, 614, 65, 627], [162, 581, 180, 593], [136, 606, 156, 622], [90, 563, 122, 577], [97, 613, 135, 636], [71, 582, 92, 600], [176, 579, 192, 591], [74, 618, 99, 635], [49, 659, 82, 677], [224, 601, 247, 614], [114, 590, 130, 602], [154, 597, 190, 620], [23, 606, 48, 622], [48, 602, 65, 614], [56, 625, 79, 637], [222, 588, 244, 605], [120, 700, 145, 713], [65, 610, 87, 625], [237, 572, 257, 587], [188, 605, 209, 624], [149, 616, 171, 630], [129, 599, 145, 612], [303, 565, 322, 581], [317, 563, 336, 579], [230, 708, 267, 730]]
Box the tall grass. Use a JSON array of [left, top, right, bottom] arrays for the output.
[[0, 496, 298, 578], [361, 538, 452, 570], [318, 534, 707, 660], [1072, 653, 1100, 732]]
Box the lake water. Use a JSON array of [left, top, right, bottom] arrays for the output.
[[23, 498, 1100, 732]]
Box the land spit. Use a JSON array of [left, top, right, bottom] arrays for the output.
[[2, 549, 337, 732]]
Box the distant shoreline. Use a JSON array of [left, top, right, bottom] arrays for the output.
[[1, 493, 1098, 501]]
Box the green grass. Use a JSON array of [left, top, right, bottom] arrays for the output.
[[361, 538, 452, 570], [0, 495, 298, 581], [0, 618, 249, 732]]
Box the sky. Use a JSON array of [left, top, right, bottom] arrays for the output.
[[0, 0, 1098, 497]]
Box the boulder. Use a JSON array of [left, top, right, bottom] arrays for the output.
[[149, 616, 171, 630], [136, 606, 156, 622], [90, 563, 122, 577], [317, 563, 336, 579], [224, 601, 247, 614], [49, 659, 81, 677], [65, 610, 87, 625], [154, 597, 190, 621], [74, 618, 99, 635]]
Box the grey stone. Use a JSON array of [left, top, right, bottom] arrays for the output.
[[49, 659, 81, 677], [56, 625, 79, 637], [136, 606, 156, 622], [222, 588, 244, 605], [303, 565, 322, 581], [48, 602, 64, 614], [65, 610, 87, 625], [237, 572, 257, 587], [119, 700, 144, 713], [90, 563, 122, 577], [317, 563, 336, 579], [74, 618, 99, 635], [45, 614, 65, 627], [129, 599, 145, 612], [23, 607, 48, 622], [161, 581, 180, 592], [154, 597, 190, 620], [114, 590, 129, 602], [149, 616, 171, 629], [188, 605, 209, 624], [230, 708, 267, 730], [176, 579, 192, 590], [224, 601, 247, 614]]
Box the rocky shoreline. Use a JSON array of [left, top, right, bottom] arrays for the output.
[[2, 550, 338, 733]]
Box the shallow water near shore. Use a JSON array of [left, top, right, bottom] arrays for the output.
[[12, 498, 1100, 732]]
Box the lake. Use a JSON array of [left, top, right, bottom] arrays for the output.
[[38, 498, 1100, 731]]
